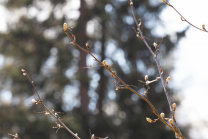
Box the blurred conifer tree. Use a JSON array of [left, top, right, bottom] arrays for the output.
[[0, 0, 188, 139]]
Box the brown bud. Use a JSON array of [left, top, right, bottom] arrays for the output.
[[202, 24, 205, 29]]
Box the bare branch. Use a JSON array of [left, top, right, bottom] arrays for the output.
[[161, 0, 208, 33]]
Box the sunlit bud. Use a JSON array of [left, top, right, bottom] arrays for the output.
[[138, 22, 141, 27], [202, 24, 205, 29], [32, 99, 37, 104], [160, 113, 165, 118], [63, 23, 67, 31], [130, 2, 133, 6], [180, 17, 183, 21], [166, 76, 171, 82], [103, 60, 107, 66], [175, 132, 179, 138], [55, 113, 58, 116], [169, 119, 173, 124], [32, 81, 33, 83], [75, 133, 78, 136], [172, 103, 176, 108], [58, 124, 61, 128], [161, 0, 166, 3], [23, 73, 26, 76], [146, 117, 153, 123], [21, 69, 25, 72], [153, 42, 157, 48], [145, 75, 148, 81], [116, 87, 118, 90], [45, 112, 50, 115], [86, 42, 89, 47], [136, 34, 139, 38]]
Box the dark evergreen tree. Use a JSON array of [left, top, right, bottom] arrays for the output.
[[0, 0, 188, 139]]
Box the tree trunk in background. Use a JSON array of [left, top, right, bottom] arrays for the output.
[[77, 0, 89, 113], [97, 20, 108, 115]]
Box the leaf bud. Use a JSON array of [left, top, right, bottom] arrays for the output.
[[103, 60, 107, 66], [160, 113, 165, 118], [130, 2, 133, 6], [153, 42, 157, 48], [169, 119, 173, 124], [32, 99, 37, 104], [21, 69, 25, 72], [45, 112, 50, 115], [202, 24, 205, 29], [63, 23, 67, 31], [23, 73, 26, 76], [166, 76, 171, 82], [172, 103, 176, 108], [146, 117, 153, 123], [86, 42, 89, 47], [145, 75, 148, 81]]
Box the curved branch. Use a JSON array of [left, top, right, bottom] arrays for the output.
[[162, 0, 208, 33]]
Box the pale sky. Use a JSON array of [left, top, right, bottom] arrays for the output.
[[0, 0, 208, 138]]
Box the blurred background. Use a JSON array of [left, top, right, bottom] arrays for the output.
[[1, 0, 206, 138]]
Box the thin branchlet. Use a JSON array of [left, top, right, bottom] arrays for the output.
[[162, 0, 208, 33], [21, 69, 80, 139]]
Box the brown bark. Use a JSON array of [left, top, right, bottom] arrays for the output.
[[77, 0, 89, 113]]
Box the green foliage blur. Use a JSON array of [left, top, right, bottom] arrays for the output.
[[0, 0, 188, 139]]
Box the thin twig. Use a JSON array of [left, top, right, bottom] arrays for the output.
[[162, 0, 208, 33], [21, 69, 80, 139]]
